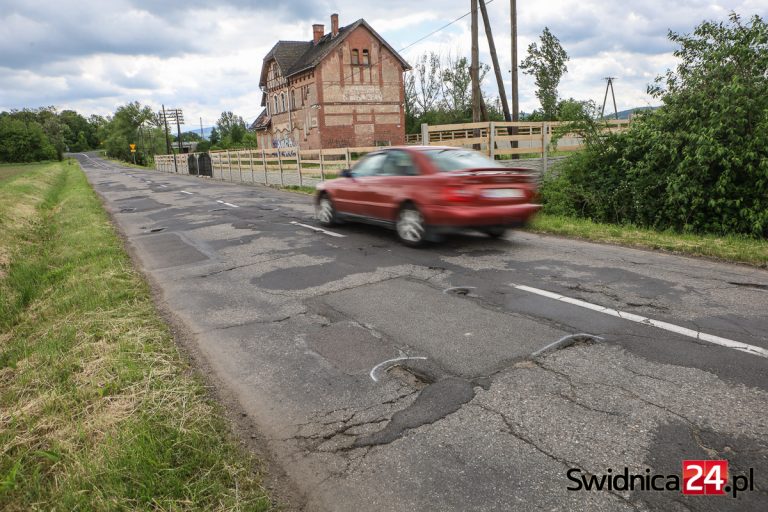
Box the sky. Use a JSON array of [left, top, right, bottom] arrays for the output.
[[0, 0, 765, 131]]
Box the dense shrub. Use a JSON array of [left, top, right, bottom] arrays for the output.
[[542, 13, 768, 237]]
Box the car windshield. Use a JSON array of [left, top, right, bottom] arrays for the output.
[[424, 149, 504, 172]]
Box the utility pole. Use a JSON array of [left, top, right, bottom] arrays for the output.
[[471, 0, 483, 123], [479, 0, 511, 121], [600, 77, 619, 119], [510, 0, 519, 121], [160, 105, 179, 174], [200, 117, 204, 140]]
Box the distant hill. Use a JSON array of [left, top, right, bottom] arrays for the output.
[[602, 106, 659, 120]]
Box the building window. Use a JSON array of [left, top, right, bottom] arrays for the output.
[[362, 49, 370, 66], [291, 90, 296, 110], [351, 49, 359, 65], [281, 93, 286, 112], [274, 96, 278, 114]]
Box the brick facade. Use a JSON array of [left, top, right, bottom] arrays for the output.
[[254, 15, 410, 150]]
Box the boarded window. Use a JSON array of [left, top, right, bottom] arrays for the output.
[[351, 49, 359, 65], [362, 49, 370, 66]]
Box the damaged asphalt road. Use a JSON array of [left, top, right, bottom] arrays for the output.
[[76, 153, 768, 512]]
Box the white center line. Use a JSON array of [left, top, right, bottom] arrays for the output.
[[290, 221, 346, 238], [216, 200, 239, 208], [159, 184, 167, 188], [180, 190, 193, 195], [511, 284, 768, 359]]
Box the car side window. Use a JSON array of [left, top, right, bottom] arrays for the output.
[[380, 151, 418, 176], [351, 153, 387, 177]]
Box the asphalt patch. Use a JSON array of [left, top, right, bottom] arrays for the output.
[[353, 377, 476, 447]]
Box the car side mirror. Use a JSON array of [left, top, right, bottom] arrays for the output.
[[340, 169, 352, 178]]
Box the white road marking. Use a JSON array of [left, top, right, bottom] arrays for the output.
[[290, 221, 346, 238], [512, 284, 768, 359], [370, 356, 428, 382], [159, 184, 168, 188], [180, 190, 193, 195]]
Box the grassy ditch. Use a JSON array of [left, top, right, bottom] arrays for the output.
[[528, 213, 768, 267], [0, 161, 273, 510]]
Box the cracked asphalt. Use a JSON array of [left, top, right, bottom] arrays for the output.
[[75, 153, 767, 511]]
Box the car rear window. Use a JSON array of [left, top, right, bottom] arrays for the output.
[[424, 149, 504, 172]]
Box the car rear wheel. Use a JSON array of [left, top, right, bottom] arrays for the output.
[[481, 227, 507, 238], [316, 195, 337, 226], [396, 205, 427, 247]]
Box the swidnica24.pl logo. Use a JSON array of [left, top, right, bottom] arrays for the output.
[[567, 460, 756, 499]]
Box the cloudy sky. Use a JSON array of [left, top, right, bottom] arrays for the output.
[[1, 0, 764, 131]]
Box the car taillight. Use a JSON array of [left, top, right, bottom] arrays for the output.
[[442, 186, 474, 202]]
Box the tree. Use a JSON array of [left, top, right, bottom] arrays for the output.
[[102, 102, 155, 162], [520, 27, 569, 121], [541, 13, 768, 236], [0, 114, 57, 162], [209, 127, 221, 146], [216, 111, 246, 146]]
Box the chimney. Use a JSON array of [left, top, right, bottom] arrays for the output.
[[331, 14, 339, 37], [313, 24, 324, 45]]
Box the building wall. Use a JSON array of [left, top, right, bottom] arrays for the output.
[[260, 25, 406, 150], [317, 25, 405, 148]]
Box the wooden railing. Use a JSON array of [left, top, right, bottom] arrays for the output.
[[405, 120, 630, 159]]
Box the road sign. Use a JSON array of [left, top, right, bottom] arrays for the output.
[[129, 143, 136, 150]]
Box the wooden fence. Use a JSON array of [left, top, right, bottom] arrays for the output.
[[405, 120, 630, 159], [153, 120, 631, 182], [154, 146, 386, 186]]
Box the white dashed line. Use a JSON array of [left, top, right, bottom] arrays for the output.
[[180, 190, 193, 195], [290, 221, 346, 238], [159, 184, 168, 188], [511, 284, 768, 359], [216, 200, 239, 208]]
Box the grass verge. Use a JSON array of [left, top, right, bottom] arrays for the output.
[[0, 160, 273, 510], [528, 213, 768, 267]]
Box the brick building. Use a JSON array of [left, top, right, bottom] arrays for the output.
[[252, 14, 410, 150]]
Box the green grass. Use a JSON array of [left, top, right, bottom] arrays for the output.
[[0, 161, 274, 511], [528, 213, 768, 267]]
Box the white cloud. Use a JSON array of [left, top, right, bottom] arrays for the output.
[[0, 0, 765, 127]]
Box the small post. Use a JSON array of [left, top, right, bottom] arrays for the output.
[[250, 149, 255, 184], [420, 123, 429, 145], [542, 122, 549, 175], [237, 151, 243, 182], [345, 147, 351, 169], [262, 149, 268, 185], [278, 149, 284, 187], [226, 150, 233, 181], [320, 150, 325, 181], [297, 150, 303, 187], [489, 121, 496, 159]]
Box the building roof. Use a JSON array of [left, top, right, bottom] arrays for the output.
[[249, 109, 271, 132], [259, 19, 411, 88]]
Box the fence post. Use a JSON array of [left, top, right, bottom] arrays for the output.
[[226, 150, 232, 181], [421, 123, 429, 146], [320, 150, 325, 181], [278, 150, 284, 187], [345, 147, 351, 170], [297, 149, 303, 187], [543, 122, 549, 175], [489, 121, 496, 159], [262, 149, 268, 185], [237, 151, 243, 182]]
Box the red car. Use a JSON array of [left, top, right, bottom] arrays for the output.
[[315, 146, 541, 246]]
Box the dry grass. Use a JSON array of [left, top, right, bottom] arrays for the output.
[[0, 160, 274, 511]]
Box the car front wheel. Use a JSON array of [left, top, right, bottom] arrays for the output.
[[316, 195, 337, 226], [396, 205, 427, 247]]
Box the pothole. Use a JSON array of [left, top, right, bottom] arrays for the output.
[[149, 227, 166, 233], [443, 286, 476, 296], [531, 333, 604, 358], [728, 281, 768, 291], [119, 207, 136, 213], [209, 208, 229, 212], [388, 365, 433, 390]]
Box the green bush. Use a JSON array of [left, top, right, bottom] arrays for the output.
[[542, 13, 768, 237]]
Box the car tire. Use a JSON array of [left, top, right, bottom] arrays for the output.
[[396, 205, 427, 247], [316, 194, 338, 226], [481, 227, 507, 238]]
